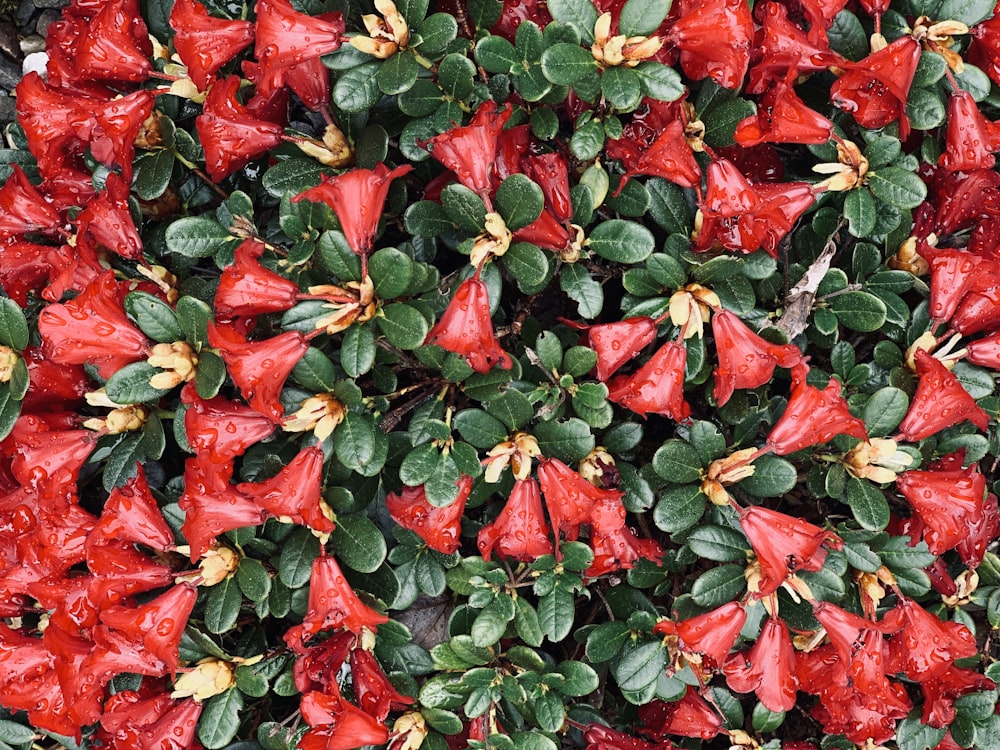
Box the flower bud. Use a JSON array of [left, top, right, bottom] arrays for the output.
[[171, 658, 236, 702], [198, 545, 241, 586], [148, 341, 199, 390], [470, 212, 512, 266], [283, 393, 346, 441], [390, 712, 429, 750], [0, 347, 19, 383]]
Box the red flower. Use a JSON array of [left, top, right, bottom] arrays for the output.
[[724, 616, 798, 712], [747, 3, 845, 93], [20, 345, 90, 412], [831, 35, 920, 139], [607, 119, 702, 192], [74, 174, 142, 260], [920, 245, 1000, 324], [284, 554, 389, 648], [765, 364, 869, 455], [673, 601, 747, 670], [607, 340, 690, 420], [208, 322, 308, 422], [738, 505, 842, 595], [293, 163, 414, 259], [668, 0, 753, 90], [966, 330, 1000, 369], [538, 457, 625, 542], [293, 630, 354, 695], [196, 75, 286, 181], [477, 478, 554, 562], [951, 284, 1000, 335], [0, 165, 63, 243], [918, 665, 995, 728], [237, 446, 335, 535], [581, 316, 659, 382], [940, 89, 1000, 172], [958, 489, 1000, 568], [583, 724, 674, 750], [637, 688, 723, 740], [215, 239, 299, 319], [424, 101, 514, 199], [971, 13, 1000, 86], [7, 416, 96, 497], [513, 208, 575, 252], [349, 648, 413, 722], [0, 243, 54, 305], [67, 0, 153, 84], [178, 456, 266, 560], [87, 464, 175, 553], [897, 350, 990, 442], [254, 0, 344, 70], [170, 0, 255, 91], [298, 691, 389, 750], [424, 275, 513, 374], [887, 597, 978, 683], [385, 475, 472, 554], [37, 271, 150, 379], [711, 309, 802, 406], [586, 524, 664, 577], [735, 76, 835, 146], [896, 458, 987, 556], [524, 153, 573, 222], [181, 384, 277, 463]]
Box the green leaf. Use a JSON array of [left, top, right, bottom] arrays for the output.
[[333, 63, 381, 113], [263, 159, 331, 199], [896, 716, 948, 750], [204, 576, 242, 634], [936, 0, 995, 25], [0, 298, 28, 350], [292, 347, 337, 392], [702, 97, 756, 147], [827, 10, 867, 60], [377, 51, 420, 95], [101, 433, 144, 492], [176, 296, 212, 349], [514, 597, 544, 646], [236, 558, 272, 603], [535, 330, 563, 372], [534, 418, 595, 462], [738, 455, 797, 497], [653, 484, 705, 535], [438, 53, 476, 99], [844, 188, 877, 238], [540, 43, 598, 85], [484, 389, 533, 430], [831, 291, 887, 332], [685, 525, 748, 562], [601, 66, 643, 111], [863, 386, 909, 437], [278, 527, 321, 588], [370, 247, 415, 299], [569, 119, 606, 161], [619, 0, 671, 35], [691, 564, 746, 607], [533, 690, 566, 732], [496, 174, 545, 231], [472, 604, 511, 646], [405, 200, 453, 236], [538, 587, 575, 641], [586, 621, 631, 662], [652, 440, 702, 484], [560, 263, 604, 318], [330, 513, 388, 573], [379, 303, 430, 350], [106, 362, 172, 404], [125, 292, 183, 343], [867, 167, 928, 210], [554, 661, 599, 697], [397, 0, 430, 25], [547, 0, 599, 43], [614, 640, 666, 692], [633, 61, 685, 102], [647, 180, 692, 234], [454, 409, 509, 449], [588, 220, 654, 264], [198, 690, 244, 749], [194, 350, 226, 399], [441, 184, 487, 232], [165, 217, 236, 258], [502, 242, 551, 293], [134, 149, 175, 200], [0, 720, 36, 744], [879, 536, 938, 569], [476, 35, 518, 73], [333, 412, 377, 472], [845, 476, 890, 531], [416, 13, 458, 55]]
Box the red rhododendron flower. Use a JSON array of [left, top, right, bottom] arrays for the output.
[[0, 165, 63, 243], [583, 724, 674, 750], [940, 89, 1000, 172], [747, 3, 845, 93], [41, 241, 105, 302], [608, 119, 703, 193], [513, 208, 575, 252], [724, 616, 798, 712], [181, 384, 277, 463], [0, 242, 53, 305], [951, 284, 1000, 335], [6, 416, 96, 497], [897, 350, 990, 442], [178, 456, 266, 560], [237, 446, 335, 534], [831, 35, 920, 139], [20, 345, 90, 412], [586, 523, 664, 577], [735, 76, 834, 146], [196, 75, 286, 181], [765, 364, 868, 455], [254, 0, 344, 69], [637, 688, 723, 740], [74, 174, 142, 260], [896, 458, 987, 555], [293, 163, 414, 261], [38, 271, 150, 379], [583, 317, 659, 382], [672, 601, 747, 670], [284, 554, 388, 648], [293, 630, 354, 695], [385, 475, 472, 554], [966, 330, 1000, 369], [87, 464, 174, 552], [958, 489, 1000, 567], [424, 275, 513, 374], [524, 153, 573, 222], [920, 245, 1000, 324], [170, 0, 255, 91], [298, 691, 389, 750], [918, 664, 995, 728], [215, 239, 299, 318], [887, 597, 978, 683], [668, 0, 753, 90], [69, 0, 151, 84], [607, 340, 690, 420], [424, 101, 513, 199], [349, 648, 413, 722], [490, 0, 552, 42], [478, 478, 554, 562], [538, 457, 625, 542], [711, 309, 802, 406], [739, 505, 842, 595], [208, 322, 308, 422]]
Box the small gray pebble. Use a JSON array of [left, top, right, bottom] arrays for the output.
[[19, 34, 46, 56]]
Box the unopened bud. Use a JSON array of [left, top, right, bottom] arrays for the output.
[[199, 545, 240, 586], [171, 658, 235, 702], [0, 347, 19, 383], [283, 393, 346, 441]]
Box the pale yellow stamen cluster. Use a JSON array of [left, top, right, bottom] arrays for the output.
[[843, 439, 913, 484], [470, 213, 513, 267], [83, 389, 150, 434], [391, 712, 429, 750], [682, 103, 706, 153], [911, 16, 969, 72], [483, 432, 541, 483], [148, 341, 199, 389], [197, 545, 241, 586], [905, 331, 967, 370], [283, 393, 346, 441], [171, 658, 236, 702], [701, 448, 757, 506], [311, 276, 377, 335], [942, 569, 979, 607], [669, 284, 720, 339], [591, 13, 663, 68], [0, 347, 19, 383], [350, 0, 410, 58], [294, 123, 354, 168], [813, 140, 869, 192]]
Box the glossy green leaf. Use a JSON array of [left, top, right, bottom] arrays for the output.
[[588, 220, 654, 263], [0, 298, 28, 351], [330, 513, 388, 572], [496, 174, 544, 231], [845, 476, 890, 531], [198, 690, 244, 749]]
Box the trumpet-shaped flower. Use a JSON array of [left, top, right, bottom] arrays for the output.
[[87, 464, 174, 552], [349, 648, 412, 722], [671, 601, 747, 670], [66, 0, 153, 84], [966, 330, 1000, 369], [298, 691, 390, 750], [765, 364, 869, 455], [215, 239, 300, 318], [74, 174, 142, 260], [940, 89, 1000, 172], [478, 478, 554, 562], [637, 687, 723, 740], [897, 350, 990, 442], [734, 77, 834, 146], [724, 616, 798, 712], [178, 456, 266, 560], [887, 597, 978, 682], [739, 505, 842, 595], [538, 457, 625, 541], [586, 523, 664, 577], [237, 447, 335, 535], [0, 165, 62, 243], [385, 475, 472, 554], [423, 101, 513, 198], [607, 340, 690, 420], [169, 0, 255, 91], [254, 0, 344, 69], [711, 310, 802, 406], [423, 276, 513, 374], [181, 384, 277, 463], [921, 246, 1000, 324], [668, 0, 752, 90], [896, 458, 987, 555]]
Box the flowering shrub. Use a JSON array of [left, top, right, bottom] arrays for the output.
[[2, 0, 1000, 748]]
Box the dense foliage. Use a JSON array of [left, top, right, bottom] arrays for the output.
[[0, 0, 999, 748]]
